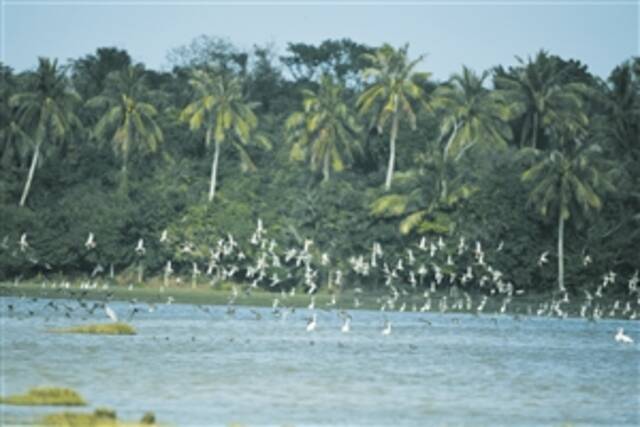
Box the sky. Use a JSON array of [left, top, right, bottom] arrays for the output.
[[0, 0, 638, 81]]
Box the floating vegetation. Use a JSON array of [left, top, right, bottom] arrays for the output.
[[41, 407, 157, 426], [50, 322, 136, 335], [0, 387, 86, 406]]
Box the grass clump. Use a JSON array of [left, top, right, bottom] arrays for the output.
[[42, 408, 157, 427], [0, 387, 86, 406], [50, 322, 136, 335]]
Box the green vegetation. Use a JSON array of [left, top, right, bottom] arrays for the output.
[[41, 407, 157, 427], [0, 387, 86, 406], [0, 37, 638, 298], [50, 322, 136, 335]]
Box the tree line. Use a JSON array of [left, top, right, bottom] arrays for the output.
[[1, 36, 638, 295]]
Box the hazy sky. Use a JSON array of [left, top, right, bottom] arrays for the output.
[[1, 0, 638, 80]]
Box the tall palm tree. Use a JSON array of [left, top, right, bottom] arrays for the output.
[[522, 139, 614, 291], [285, 74, 361, 182], [86, 66, 163, 189], [595, 58, 640, 160], [357, 44, 429, 191], [432, 66, 513, 159], [180, 69, 270, 202], [9, 58, 81, 207], [431, 66, 513, 200], [495, 50, 589, 149]]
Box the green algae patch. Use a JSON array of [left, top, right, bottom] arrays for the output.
[[50, 322, 136, 335], [41, 408, 157, 427], [0, 387, 86, 406]]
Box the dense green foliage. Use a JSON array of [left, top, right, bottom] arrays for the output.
[[1, 37, 638, 295]]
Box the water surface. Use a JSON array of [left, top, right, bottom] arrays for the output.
[[1, 297, 638, 426]]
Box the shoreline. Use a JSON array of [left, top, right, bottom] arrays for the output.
[[1, 282, 636, 321]]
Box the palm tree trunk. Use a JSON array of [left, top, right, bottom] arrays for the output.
[[19, 142, 41, 207], [209, 138, 221, 202], [532, 113, 539, 149], [385, 107, 399, 191], [322, 151, 330, 182], [440, 120, 459, 203], [558, 213, 565, 292], [121, 162, 128, 191], [442, 120, 459, 160]]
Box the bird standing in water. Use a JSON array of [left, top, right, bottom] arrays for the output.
[[615, 327, 633, 344]]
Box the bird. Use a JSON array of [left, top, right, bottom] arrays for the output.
[[160, 229, 169, 243], [19, 233, 29, 252], [104, 305, 118, 322], [135, 239, 145, 256], [306, 313, 317, 332], [538, 251, 549, 267], [615, 327, 633, 344], [381, 319, 392, 336], [341, 317, 351, 333], [85, 232, 96, 250]]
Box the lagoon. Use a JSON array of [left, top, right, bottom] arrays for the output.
[[1, 297, 638, 426]]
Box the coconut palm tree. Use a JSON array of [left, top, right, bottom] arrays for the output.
[[180, 69, 270, 202], [521, 139, 614, 291], [432, 66, 513, 159], [357, 44, 429, 190], [286, 74, 361, 182], [86, 65, 163, 189], [495, 50, 589, 149], [9, 58, 81, 207], [595, 58, 640, 160], [430, 66, 513, 200]]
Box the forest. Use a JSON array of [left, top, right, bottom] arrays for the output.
[[1, 36, 638, 297]]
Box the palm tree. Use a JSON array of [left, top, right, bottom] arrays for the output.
[[432, 66, 513, 159], [431, 66, 513, 200], [495, 50, 589, 149], [86, 66, 163, 189], [595, 58, 640, 160], [180, 69, 270, 202], [522, 139, 614, 291], [285, 74, 361, 182], [9, 58, 81, 207], [357, 44, 429, 191]]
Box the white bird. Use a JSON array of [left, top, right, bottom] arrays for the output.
[[583, 254, 592, 266], [381, 320, 392, 336], [160, 229, 168, 243], [165, 260, 173, 276], [615, 328, 633, 344], [341, 316, 351, 333], [308, 295, 316, 310], [306, 313, 317, 332], [104, 305, 118, 322], [19, 233, 29, 252], [497, 241, 504, 252], [85, 232, 96, 250], [135, 239, 145, 255], [538, 251, 549, 267], [418, 237, 427, 251]]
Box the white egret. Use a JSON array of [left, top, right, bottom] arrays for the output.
[[615, 328, 633, 344], [381, 319, 392, 336], [19, 233, 29, 252], [85, 232, 96, 250], [104, 305, 118, 322], [135, 239, 145, 256], [306, 313, 317, 332], [537, 251, 549, 267]]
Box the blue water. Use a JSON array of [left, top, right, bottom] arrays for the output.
[[1, 297, 639, 426]]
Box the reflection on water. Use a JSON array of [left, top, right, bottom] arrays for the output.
[[1, 297, 639, 426]]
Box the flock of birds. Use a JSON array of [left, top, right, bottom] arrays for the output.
[[2, 218, 638, 344]]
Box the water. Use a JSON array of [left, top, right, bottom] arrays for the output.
[[1, 297, 639, 426]]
